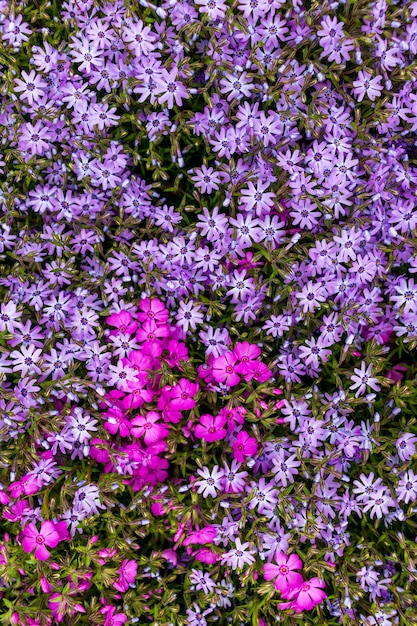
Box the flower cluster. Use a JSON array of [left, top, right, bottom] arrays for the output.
[[0, 0, 417, 624]]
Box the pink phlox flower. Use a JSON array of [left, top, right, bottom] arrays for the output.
[[3, 499, 30, 522], [9, 474, 40, 498], [233, 430, 258, 462], [170, 378, 199, 410], [101, 605, 127, 626], [103, 407, 131, 437], [218, 406, 246, 432], [244, 361, 272, 383], [90, 439, 111, 464], [106, 310, 138, 335], [194, 414, 227, 442], [283, 577, 327, 611], [192, 548, 220, 564], [157, 388, 183, 423], [263, 552, 304, 597], [113, 559, 138, 592], [126, 350, 153, 375], [137, 298, 169, 324], [123, 375, 154, 410], [233, 341, 261, 375], [162, 339, 189, 368], [131, 411, 169, 444], [212, 351, 240, 386], [22, 521, 60, 560], [136, 319, 169, 343], [183, 525, 217, 546], [141, 338, 163, 360]]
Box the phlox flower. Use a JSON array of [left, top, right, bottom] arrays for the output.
[[102, 606, 127, 626], [73, 484, 104, 516], [113, 559, 138, 592], [122, 19, 156, 56], [244, 361, 273, 383], [195, 0, 227, 20], [279, 578, 327, 612], [154, 68, 189, 109], [192, 548, 220, 564], [136, 319, 169, 343], [271, 451, 301, 487], [352, 71, 383, 102], [190, 569, 216, 593], [212, 351, 240, 386], [264, 552, 304, 597], [157, 389, 183, 423], [361, 488, 397, 519], [185, 603, 212, 626], [170, 378, 199, 410], [3, 14, 32, 47], [221, 460, 248, 493], [137, 298, 169, 324], [247, 478, 278, 515], [103, 407, 132, 438], [176, 301, 204, 332], [195, 466, 224, 498], [22, 521, 60, 560], [14, 70, 46, 104], [191, 165, 222, 194], [396, 433, 417, 462], [194, 414, 227, 442], [183, 525, 217, 547], [221, 538, 255, 570], [233, 430, 258, 463], [239, 180, 276, 216], [349, 362, 380, 397], [106, 310, 138, 335], [18, 121, 52, 156], [131, 411, 169, 444]]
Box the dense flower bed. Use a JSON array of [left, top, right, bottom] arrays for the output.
[[1, 0, 417, 624]]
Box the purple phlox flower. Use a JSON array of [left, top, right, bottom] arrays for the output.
[[396, 432, 417, 462], [247, 478, 278, 514], [352, 71, 383, 102], [272, 450, 301, 486], [73, 483, 105, 516], [221, 538, 255, 570], [349, 362, 381, 397]]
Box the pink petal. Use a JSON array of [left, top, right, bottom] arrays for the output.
[[34, 543, 51, 560], [263, 563, 281, 580]]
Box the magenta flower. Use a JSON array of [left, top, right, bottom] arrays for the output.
[[106, 310, 138, 335], [284, 577, 327, 612], [113, 559, 138, 592], [170, 378, 199, 410], [233, 431, 258, 463], [194, 414, 227, 442], [136, 319, 169, 343], [234, 341, 261, 374], [131, 411, 169, 444], [137, 298, 169, 324], [263, 552, 304, 597], [103, 407, 132, 438], [22, 521, 60, 561], [212, 352, 240, 386], [157, 389, 183, 423], [183, 525, 217, 547]]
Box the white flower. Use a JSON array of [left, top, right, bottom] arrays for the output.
[[195, 465, 224, 498]]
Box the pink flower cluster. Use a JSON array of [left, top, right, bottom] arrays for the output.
[[94, 298, 199, 491], [264, 552, 327, 612]]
